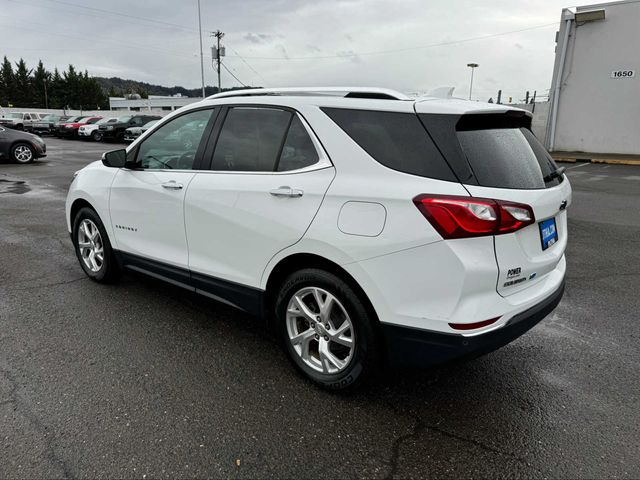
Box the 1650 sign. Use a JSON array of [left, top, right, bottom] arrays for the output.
[[611, 70, 635, 79]]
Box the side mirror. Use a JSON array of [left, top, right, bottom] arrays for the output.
[[102, 149, 127, 168]]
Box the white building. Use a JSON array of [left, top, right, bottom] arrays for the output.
[[109, 94, 201, 112], [547, 0, 640, 154]]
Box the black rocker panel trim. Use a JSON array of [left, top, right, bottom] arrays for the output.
[[115, 251, 264, 317]]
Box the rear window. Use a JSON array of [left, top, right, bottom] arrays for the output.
[[457, 127, 561, 189], [322, 108, 457, 182]]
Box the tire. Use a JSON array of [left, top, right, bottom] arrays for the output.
[[91, 130, 102, 142], [16, 124, 24, 131], [11, 143, 35, 164], [72, 207, 121, 283], [275, 268, 382, 391]]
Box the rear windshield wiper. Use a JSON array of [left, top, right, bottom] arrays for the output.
[[543, 166, 566, 183]]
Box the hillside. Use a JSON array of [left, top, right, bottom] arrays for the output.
[[95, 77, 256, 98]]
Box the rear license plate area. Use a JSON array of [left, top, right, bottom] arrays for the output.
[[539, 217, 558, 250]]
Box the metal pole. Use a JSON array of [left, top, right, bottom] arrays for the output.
[[217, 32, 221, 92], [467, 63, 478, 100], [548, 17, 572, 151], [197, 0, 205, 98]]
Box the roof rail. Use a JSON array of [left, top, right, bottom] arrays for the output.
[[207, 87, 412, 101]]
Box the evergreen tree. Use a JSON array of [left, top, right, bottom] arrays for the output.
[[32, 60, 50, 109], [0, 56, 14, 106], [49, 67, 63, 109], [13, 58, 34, 107]]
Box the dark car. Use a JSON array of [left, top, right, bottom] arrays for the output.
[[59, 116, 103, 138], [32, 114, 70, 135], [98, 114, 162, 142], [0, 126, 47, 164]]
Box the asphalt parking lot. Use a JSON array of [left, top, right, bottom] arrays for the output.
[[1, 138, 639, 478]]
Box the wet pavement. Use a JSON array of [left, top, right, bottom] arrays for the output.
[[1, 139, 639, 478]]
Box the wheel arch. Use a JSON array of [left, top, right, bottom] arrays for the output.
[[263, 253, 384, 343], [70, 198, 97, 228]]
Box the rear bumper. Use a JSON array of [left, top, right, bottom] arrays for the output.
[[382, 279, 564, 367]]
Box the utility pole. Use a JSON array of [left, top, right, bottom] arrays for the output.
[[212, 30, 225, 93], [467, 63, 479, 100], [197, 0, 205, 98]]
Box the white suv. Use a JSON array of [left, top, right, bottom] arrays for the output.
[[66, 87, 571, 390]]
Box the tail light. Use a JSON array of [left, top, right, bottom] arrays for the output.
[[413, 194, 535, 239]]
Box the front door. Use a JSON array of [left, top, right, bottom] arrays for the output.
[[109, 108, 217, 271]]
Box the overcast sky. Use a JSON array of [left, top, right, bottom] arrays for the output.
[[1, 0, 613, 101]]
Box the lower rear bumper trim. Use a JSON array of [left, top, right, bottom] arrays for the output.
[[381, 280, 565, 367]]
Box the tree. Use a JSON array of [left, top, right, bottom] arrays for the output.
[[49, 67, 63, 109], [13, 58, 34, 107], [0, 56, 14, 106], [32, 60, 50, 108]]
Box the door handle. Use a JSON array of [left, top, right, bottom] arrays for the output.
[[161, 181, 183, 190], [269, 186, 304, 198]]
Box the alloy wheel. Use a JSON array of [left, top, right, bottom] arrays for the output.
[[14, 145, 33, 163], [286, 287, 355, 374], [77, 219, 104, 273]]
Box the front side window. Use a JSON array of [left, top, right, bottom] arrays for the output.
[[135, 109, 214, 170], [211, 107, 292, 172]]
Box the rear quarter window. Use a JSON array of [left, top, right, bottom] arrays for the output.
[[322, 108, 457, 182]]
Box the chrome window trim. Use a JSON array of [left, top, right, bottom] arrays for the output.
[[124, 107, 334, 175]]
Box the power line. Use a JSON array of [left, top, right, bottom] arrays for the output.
[[221, 62, 247, 87], [226, 22, 558, 60], [228, 47, 268, 86], [43, 0, 198, 32]]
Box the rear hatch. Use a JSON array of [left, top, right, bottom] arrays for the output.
[[417, 107, 571, 296]]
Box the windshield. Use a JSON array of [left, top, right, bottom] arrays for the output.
[[142, 120, 158, 129], [118, 116, 132, 123], [65, 116, 82, 123]]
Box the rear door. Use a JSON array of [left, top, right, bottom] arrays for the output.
[[419, 111, 571, 296], [185, 106, 335, 294]]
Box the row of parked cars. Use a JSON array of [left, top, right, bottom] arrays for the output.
[[0, 111, 162, 143], [0, 111, 162, 163]]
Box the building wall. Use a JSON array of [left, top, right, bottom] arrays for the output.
[[108, 96, 201, 111], [550, 1, 640, 154]]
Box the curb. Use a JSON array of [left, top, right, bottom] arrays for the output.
[[553, 157, 640, 166]]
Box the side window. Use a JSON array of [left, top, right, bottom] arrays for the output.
[[276, 116, 319, 171], [135, 109, 214, 170], [24, 114, 31, 121], [323, 108, 457, 182], [211, 107, 291, 172]]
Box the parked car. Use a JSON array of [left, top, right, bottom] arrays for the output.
[[0, 125, 46, 163], [66, 87, 571, 391], [59, 116, 103, 138], [0, 112, 46, 131], [78, 117, 118, 141], [32, 115, 70, 135], [123, 119, 159, 142], [52, 116, 84, 137], [98, 114, 162, 142]]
